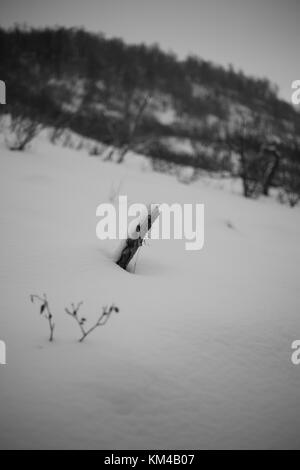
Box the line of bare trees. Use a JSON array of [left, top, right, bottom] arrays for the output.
[[2, 77, 299, 208]]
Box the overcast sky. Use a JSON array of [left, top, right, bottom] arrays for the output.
[[0, 0, 298, 102]]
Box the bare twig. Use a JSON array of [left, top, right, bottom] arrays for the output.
[[104, 93, 151, 163], [6, 114, 42, 151], [30, 294, 55, 342], [117, 93, 151, 163], [65, 303, 119, 342]]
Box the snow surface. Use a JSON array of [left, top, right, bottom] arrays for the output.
[[0, 137, 300, 449]]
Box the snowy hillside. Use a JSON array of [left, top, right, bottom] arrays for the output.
[[0, 138, 300, 449]]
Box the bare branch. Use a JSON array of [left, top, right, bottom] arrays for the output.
[[30, 293, 55, 342], [65, 302, 119, 342], [6, 114, 42, 151]]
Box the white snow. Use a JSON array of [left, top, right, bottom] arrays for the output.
[[0, 136, 300, 449], [161, 136, 195, 156]]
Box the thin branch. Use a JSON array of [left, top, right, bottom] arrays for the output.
[[30, 293, 55, 342], [65, 302, 119, 342], [65, 301, 85, 336], [118, 93, 151, 162]]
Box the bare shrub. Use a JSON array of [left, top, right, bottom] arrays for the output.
[[30, 294, 55, 342], [65, 302, 119, 342], [30, 294, 120, 342], [5, 113, 42, 151], [225, 115, 282, 199], [108, 180, 123, 204], [48, 126, 65, 145], [105, 94, 151, 164], [279, 142, 300, 207]]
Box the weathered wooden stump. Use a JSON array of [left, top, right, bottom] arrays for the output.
[[116, 204, 160, 270]]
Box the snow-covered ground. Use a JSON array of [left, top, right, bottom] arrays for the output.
[[0, 137, 300, 449]]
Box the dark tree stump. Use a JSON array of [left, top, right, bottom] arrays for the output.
[[116, 204, 160, 270]]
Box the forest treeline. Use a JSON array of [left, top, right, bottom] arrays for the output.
[[0, 26, 300, 204]]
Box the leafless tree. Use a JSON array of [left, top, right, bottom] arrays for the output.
[[104, 93, 151, 163], [260, 143, 281, 196], [225, 114, 282, 198], [280, 137, 300, 207], [5, 113, 43, 151]]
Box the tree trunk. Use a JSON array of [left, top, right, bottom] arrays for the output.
[[116, 205, 160, 270], [262, 151, 280, 196]]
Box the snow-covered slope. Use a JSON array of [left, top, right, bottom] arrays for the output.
[[0, 138, 300, 449]]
